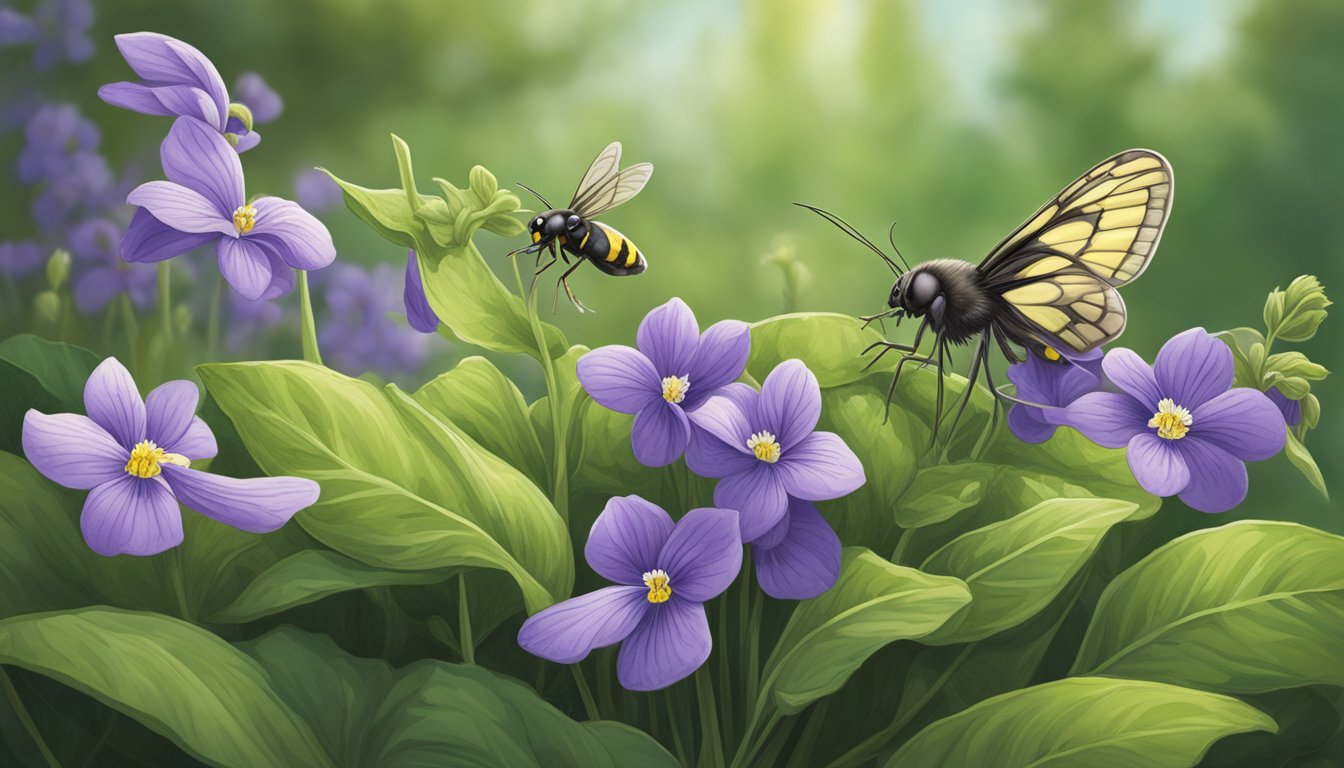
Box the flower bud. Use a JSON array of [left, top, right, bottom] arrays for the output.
[[33, 291, 61, 324], [46, 248, 71, 290], [227, 102, 255, 134], [1301, 393, 1320, 430], [1266, 275, 1330, 342]]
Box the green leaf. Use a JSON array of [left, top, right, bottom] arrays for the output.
[[210, 550, 453, 624], [0, 608, 331, 767], [1265, 351, 1329, 381], [895, 462, 997, 528], [241, 626, 678, 767], [197, 361, 573, 613], [0, 334, 100, 453], [758, 547, 970, 714], [321, 169, 431, 249], [747, 313, 894, 388], [1071, 521, 1344, 692], [1284, 430, 1329, 499], [1201, 687, 1342, 768], [414, 356, 549, 491], [919, 497, 1142, 644], [1216, 327, 1265, 388], [982, 425, 1160, 518], [886, 677, 1275, 768]]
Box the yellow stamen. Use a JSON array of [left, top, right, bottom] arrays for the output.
[[661, 375, 690, 405], [643, 569, 671, 604], [232, 204, 257, 234], [1148, 397, 1193, 440], [1043, 346, 1061, 361], [124, 440, 190, 478], [747, 430, 781, 463]]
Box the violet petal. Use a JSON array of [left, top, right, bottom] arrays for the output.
[[774, 431, 865, 501], [121, 207, 216, 264], [576, 345, 660, 414], [1126, 432, 1191, 497], [1190, 388, 1286, 461], [656, 507, 742, 602], [22, 411, 127, 489], [1102, 347, 1161, 407], [217, 237, 273, 300], [1063, 391, 1150, 449], [585, 495, 674, 586], [144, 380, 199, 451], [1154, 328, 1233, 410], [637, 297, 698, 376], [759, 360, 821, 451], [754, 498, 842, 600], [631, 400, 691, 468], [126, 180, 231, 236], [247, 196, 336, 270], [683, 319, 750, 408], [84, 357, 145, 449], [713, 462, 788, 542], [160, 116, 243, 215], [517, 585, 647, 664], [616, 598, 711, 691], [1174, 438, 1249, 514], [161, 465, 317, 533], [81, 475, 183, 557]]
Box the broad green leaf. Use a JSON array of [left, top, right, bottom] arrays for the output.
[[210, 550, 453, 624], [415, 356, 548, 490], [322, 170, 431, 249], [982, 425, 1160, 518], [1284, 430, 1329, 499], [197, 361, 573, 613], [919, 497, 1142, 644], [896, 462, 997, 528], [747, 313, 893, 388], [886, 677, 1275, 768], [1071, 521, 1344, 692], [241, 626, 678, 767], [1201, 687, 1342, 768], [0, 608, 331, 767], [0, 334, 100, 453], [759, 547, 970, 714]]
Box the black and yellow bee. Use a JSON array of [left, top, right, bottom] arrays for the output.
[[802, 149, 1174, 443], [513, 141, 653, 312]]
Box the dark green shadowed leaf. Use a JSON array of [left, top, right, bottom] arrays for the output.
[[919, 497, 1142, 644], [241, 627, 678, 767], [1201, 687, 1341, 768], [197, 361, 573, 614], [0, 334, 100, 453], [0, 608, 331, 767], [885, 677, 1275, 768], [1071, 521, 1344, 692], [758, 547, 970, 714]]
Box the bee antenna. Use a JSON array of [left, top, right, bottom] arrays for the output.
[[794, 202, 901, 275], [515, 182, 554, 210], [886, 220, 912, 272]]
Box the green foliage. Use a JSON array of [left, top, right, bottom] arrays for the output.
[[885, 678, 1276, 768], [0, 333, 100, 454], [1264, 275, 1330, 343]]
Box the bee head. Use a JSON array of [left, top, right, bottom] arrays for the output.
[[528, 211, 572, 243]]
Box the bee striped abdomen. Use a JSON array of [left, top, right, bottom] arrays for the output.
[[587, 222, 646, 276]]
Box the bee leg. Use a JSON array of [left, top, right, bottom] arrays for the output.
[[553, 259, 593, 314], [529, 254, 559, 297]]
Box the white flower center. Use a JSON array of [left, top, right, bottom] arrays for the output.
[[1148, 397, 1193, 440], [747, 430, 781, 463], [661, 375, 690, 405]]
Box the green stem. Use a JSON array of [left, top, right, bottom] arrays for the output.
[[169, 548, 193, 623], [1, 667, 61, 768], [716, 595, 734, 744], [786, 700, 831, 768], [206, 272, 222, 361], [890, 527, 915, 566], [157, 261, 172, 342], [695, 667, 725, 768], [512, 258, 569, 521], [118, 293, 139, 376], [571, 664, 600, 721], [664, 692, 691, 767], [458, 574, 474, 664], [825, 643, 977, 768], [297, 270, 323, 365], [730, 711, 780, 768]]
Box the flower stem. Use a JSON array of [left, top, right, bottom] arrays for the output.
[[512, 258, 569, 521], [118, 293, 139, 376], [695, 666, 726, 768], [458, 574, 474, 664], [663, 691, 691, 766], [1, 667, 61, 768], [157, 261, 172, 342], [570, 664, 600, 721], [206, 272, 223, 361], [297, 270, 323, 365]]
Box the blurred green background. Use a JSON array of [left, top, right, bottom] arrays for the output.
[[1, 0, 1338, 529]]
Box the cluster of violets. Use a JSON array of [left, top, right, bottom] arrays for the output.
[[1006, 328, 1287, 513], [520, 299, 865, 690]]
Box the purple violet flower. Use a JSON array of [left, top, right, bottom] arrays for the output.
[[69, 217, 156, 312], [98, 32, 260, 152], [1064, 328, 1286, 513], [21, 357, 319, 556], [752, 496, 842, 599], [0, 0, 93, 71], [687, 361, 865, 542], [1006, 347, 1104, 444], [123, 117, 335, 300], [577, 298, 750, 467], [1265, 387, 1303, 428], [318, 263, 434, 378], [293, 167, 342, 213], [233, 72, 282, 124], [518, 496, 742, 691], [403, 250, 439, 333]]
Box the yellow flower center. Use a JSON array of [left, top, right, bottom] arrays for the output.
[[643, 569, 672, 604], [747, 430, 781, 463], [661, 375, 690, 405], [232, 204, 257, 234], [1147, 398, 1193, 440], [124, 440, 190, 478]]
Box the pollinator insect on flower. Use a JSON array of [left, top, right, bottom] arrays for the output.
[[509, 140, 653, 313], [800, 149, 1174, 447]]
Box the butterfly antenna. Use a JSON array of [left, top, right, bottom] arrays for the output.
[[886, 220, 912, 272], [795, 202, 901, 275], [515, 182, 554, 210]]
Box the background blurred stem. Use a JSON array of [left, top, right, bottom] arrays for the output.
[[117, 294, 139, 376], [157, 262, 172, 342], [206, 273, 222, 361], [297, 270, 323, 365], [1, 668, 61, 768]]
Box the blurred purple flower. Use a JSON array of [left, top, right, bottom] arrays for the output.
[[318, 263, 434, 378], [519, 496, 741, 691], [403, 250, 438, 333], [68, 218, 155, 312], [17, 103, 99, 184], [293, 167, 342, 213], [1064, 328, 1286, 513], [0, 240, 43, 276], [1265, 387, 1303, 428], [22, 357, 319, 556], [98, 32, 260, 152], [233, 72, 282, 124], [0, 0, 93, 71], [577, 298, 750, 467], [687, 361, 865, 542], [225, 292, 287, 354], [1006, 348, 1104, 444], [123, 117, 335, 300]]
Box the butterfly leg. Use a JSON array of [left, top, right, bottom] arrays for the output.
[[941, 332, 992, 450], [862, 317, 929, 372]]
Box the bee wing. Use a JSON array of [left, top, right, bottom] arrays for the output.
[[979, 149, 1173, 287], [568, 141, 623, 210], [572, 163, 654, 219]]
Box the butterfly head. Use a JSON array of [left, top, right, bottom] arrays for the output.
[[890, 269, 940, 315]]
